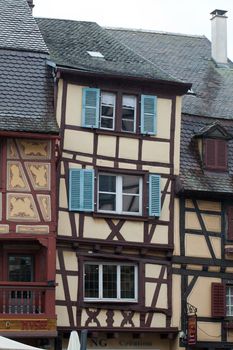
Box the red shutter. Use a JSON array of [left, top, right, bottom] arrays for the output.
[[204, 139, 227, 170], [228, 207, 233, 240], [204, 139, 216, 169], [216, 139, 227, 170], [211, 283, 226, 317]]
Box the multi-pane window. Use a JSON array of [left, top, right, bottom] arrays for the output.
[[98, 174, 142, 215], [100, 92, 116, 130], [69, 169, 161, 216], [82, 88, 157, 135], [84, 263, 137, 301], [226, 286, 233, 316], [8, 255, 34, 282]]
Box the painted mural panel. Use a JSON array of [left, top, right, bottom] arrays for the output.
[[2, 138, 54, 227], [7, 193, 39, 221], [17, 139, 51, 159]]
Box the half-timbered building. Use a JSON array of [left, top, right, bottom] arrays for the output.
[[37, 17, 191, 350], [0, 0, 58, 346], [109, 9, 233, 350]]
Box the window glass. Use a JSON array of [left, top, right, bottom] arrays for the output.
[[84, 264, 99, 298], [99, 174, 116, 192], [226, 286, 233, 316], [121, 95, 136, 132], [8, 255, 33, 282], [100, 92, 116, 130], [122, 175, 140, 213], [98, 175, 116, 211], [121, 265, 135, 299], [103, 265, 117, 298]]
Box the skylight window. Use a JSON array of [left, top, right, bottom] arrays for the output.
[[87, 51, 104, 58]]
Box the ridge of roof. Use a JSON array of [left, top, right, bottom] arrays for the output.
[[36, 16, 97, 25], [106, 26, 206, 40], [108, 26, 233, 120]]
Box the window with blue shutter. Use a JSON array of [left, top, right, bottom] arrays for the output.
[[82, 88, 100, 128], [149, 174, 161, 216], [69, 169, 94, 212], [141, 95, 157, 135]]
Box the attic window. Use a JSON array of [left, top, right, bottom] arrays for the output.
[[87, 51, 104, 58], [204, 138, 227, 171]]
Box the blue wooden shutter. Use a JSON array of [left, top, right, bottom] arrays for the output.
[[82, 88, 100, 128], [149, 174, 161, 216], [141, 95, 157, 135], [69, 169, 94, 211]]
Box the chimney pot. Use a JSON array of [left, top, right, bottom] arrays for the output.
[[27, 0, 34, 12], [210, 9, 228, 64]]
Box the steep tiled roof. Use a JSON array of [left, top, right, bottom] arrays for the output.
[[0, 0, 58, 134], [178, 114, 233, 195], [107, 28, 233, 120], [0, 0, 48, 53], [0, 50, 58, 133], [36, 18, 190, 87]]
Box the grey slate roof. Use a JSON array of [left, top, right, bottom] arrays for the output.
[[0, 49, 58, 133], [178, 114, 233, 195], [107, 28, 233, 120], [107, 27, 233, 195], [36, 18, 189, 87], [0, 0, 48, 53], [0, 0, 58, 134]]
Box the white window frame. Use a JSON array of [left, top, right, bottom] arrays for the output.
[[98, 173, 142, 215], [226, 285, 233, 316], [100, 92, 116, 131], [84, 262, 138, 302]]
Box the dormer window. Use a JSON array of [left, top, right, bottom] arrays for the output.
[[194, 122, 232, 173], [204, 138, 227, 171]]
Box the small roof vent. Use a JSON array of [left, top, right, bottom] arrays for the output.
[[87, 51, 104, 58]]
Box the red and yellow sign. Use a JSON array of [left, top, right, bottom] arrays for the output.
[[0, 318, 56, 332], [187, 315, 197, 345]]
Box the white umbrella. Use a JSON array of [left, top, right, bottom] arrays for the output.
[[0, 335, 44, 350], [67, 331, 80, 350]]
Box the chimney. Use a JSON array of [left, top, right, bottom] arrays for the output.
[[27, 0, 34, 12], [210, 9, 228, 64]]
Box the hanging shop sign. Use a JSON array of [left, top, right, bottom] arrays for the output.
[[187, 315, 197, 345]]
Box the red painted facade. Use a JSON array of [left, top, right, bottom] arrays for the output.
[[0, 135, 57, 338]]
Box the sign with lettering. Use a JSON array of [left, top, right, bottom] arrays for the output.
[[0, 318, 56, 332], [88, 338, 155, 348], [187, 315, 197, 345]]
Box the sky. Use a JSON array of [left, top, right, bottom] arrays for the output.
[[34, 0, 233, 60]]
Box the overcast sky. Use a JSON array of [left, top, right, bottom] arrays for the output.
[[34, 0, 233, 60]]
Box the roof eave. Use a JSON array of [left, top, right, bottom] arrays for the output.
[[57, 65, 192, 94], [0, 130, 59, 139], [177, 187, 233, 199]]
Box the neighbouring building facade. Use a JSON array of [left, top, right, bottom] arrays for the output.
[[109, 9, 233, 350], [2, 1, 233, 350], [37, 17, 190, 350], [0, 0, 58, 347]]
